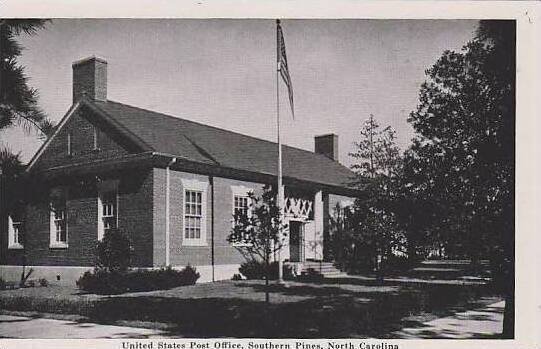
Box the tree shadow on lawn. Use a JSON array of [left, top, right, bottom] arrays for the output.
[[87, 279, 498, 338]]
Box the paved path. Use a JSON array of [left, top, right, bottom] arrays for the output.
[[393, 301, 505, 339], [0, 315, 170, 339], [0, 301, 504, 339]]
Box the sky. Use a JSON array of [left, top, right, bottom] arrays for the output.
[[0, 19, 478, 166]]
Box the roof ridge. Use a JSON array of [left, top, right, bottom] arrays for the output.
[[102, 99, 346, 165]]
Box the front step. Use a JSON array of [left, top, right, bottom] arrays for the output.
[[286, 261, 342, 277]]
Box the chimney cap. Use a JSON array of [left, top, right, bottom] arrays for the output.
[[72, 56, 108, 67]]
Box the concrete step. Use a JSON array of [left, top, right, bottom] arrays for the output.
[[299, 262, 342, 277]]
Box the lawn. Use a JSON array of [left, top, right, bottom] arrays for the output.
[[0, 277, 502, 338]]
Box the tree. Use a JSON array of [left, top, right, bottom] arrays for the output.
[[0, 148, 26, 232], [0, 19, 53, 137], [228, 185, 287, 302], [96, 228, 133, 273], [405, 20, 515, 337], [344, 114, 405, 278]]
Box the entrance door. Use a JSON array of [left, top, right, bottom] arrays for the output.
[[289, 221, 305, 262]]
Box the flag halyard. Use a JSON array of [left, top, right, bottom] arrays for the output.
[[277, 20, 294, 118]]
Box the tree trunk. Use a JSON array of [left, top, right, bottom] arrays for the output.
[[501, 257, 514, 338], [265, 254, 270, 303], [502, 291, 514, 338]]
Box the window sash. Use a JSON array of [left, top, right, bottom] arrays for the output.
[[184, 190, 203, 240], [12, 222, 22, 244], [53, 209, 67, 243], [233, 195, 250, 217], [9, 217, 24, 248], [98, 186, 118, 239], [50, 189, 68, 247]]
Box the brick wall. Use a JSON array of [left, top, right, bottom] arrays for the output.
[[118, 169, 154, 267], [33, 107, 132, 171], [2, 169, 154, 268], [212, 177, 264, 265], [152, 168, 265, 268]]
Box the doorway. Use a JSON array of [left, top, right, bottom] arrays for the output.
[[289, 220, 305, 262]]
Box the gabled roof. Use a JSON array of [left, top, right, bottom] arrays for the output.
[[30, 98, 357, 191]]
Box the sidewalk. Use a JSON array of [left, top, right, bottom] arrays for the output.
[[393, 301, 505, 339], [0, 314, 171, 339]]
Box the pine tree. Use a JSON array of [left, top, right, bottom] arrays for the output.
[[0, 19, 53, 137]]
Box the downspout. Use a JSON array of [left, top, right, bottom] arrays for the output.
[[210, 175, 215, 282], [165, 157, 177, 266]]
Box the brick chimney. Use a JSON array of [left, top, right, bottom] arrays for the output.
[[72, 56, 107, 103], [315, 134, 339, 161]]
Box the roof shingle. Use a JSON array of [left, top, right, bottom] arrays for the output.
[[92, 100, 356, 189]]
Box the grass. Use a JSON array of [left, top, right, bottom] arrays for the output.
[[0, 277, 503, 338]]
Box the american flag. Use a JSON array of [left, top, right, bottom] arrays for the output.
[[277, 19, 294, 118]]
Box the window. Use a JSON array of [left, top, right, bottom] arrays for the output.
[[233, 195, 250, 217], [231, 185, 254, 220], [97, 180, 119, 240], [8, 214, 24, 249], [50, 189, 68, 248], [184, 190, 202, 240], [101, 191, 117, 232], [181, 179, 208, 246], [231, 185, 254, 246]]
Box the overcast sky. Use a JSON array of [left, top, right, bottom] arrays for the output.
[[0, 19, 478, 166]]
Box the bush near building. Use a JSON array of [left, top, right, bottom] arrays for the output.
[[76, 229, 199, 294], [76, 266, 200, 294]]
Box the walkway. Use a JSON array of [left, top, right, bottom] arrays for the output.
[[393, 301, 505, 339], [0, 314, 170, 339]]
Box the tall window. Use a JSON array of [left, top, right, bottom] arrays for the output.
[[50, 189, 68, 248], [184, 190, 202, 240], [233, 195, 250, 218], [231, 185, 254, 246], [8, 213, 24, 249], [101, 191, 117, 233], [98, 180, 119, 240], [181, 179, 208, 246]]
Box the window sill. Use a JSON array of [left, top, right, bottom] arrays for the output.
[[8, 244, 24, 250], [49, 243, 69, 249], [182, 240, 208, 247]]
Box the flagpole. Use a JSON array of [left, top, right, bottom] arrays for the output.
[[276, 19, 284, 283]]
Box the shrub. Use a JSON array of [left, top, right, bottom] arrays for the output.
[[231, 273, 243, 281], [39, 278, 49, 287], [96, 228, 133, 273], [382, 254, 413, 274], [77, 265, 200, 294], [76, 269, 126, 294], [239, 260, 279, 280]]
